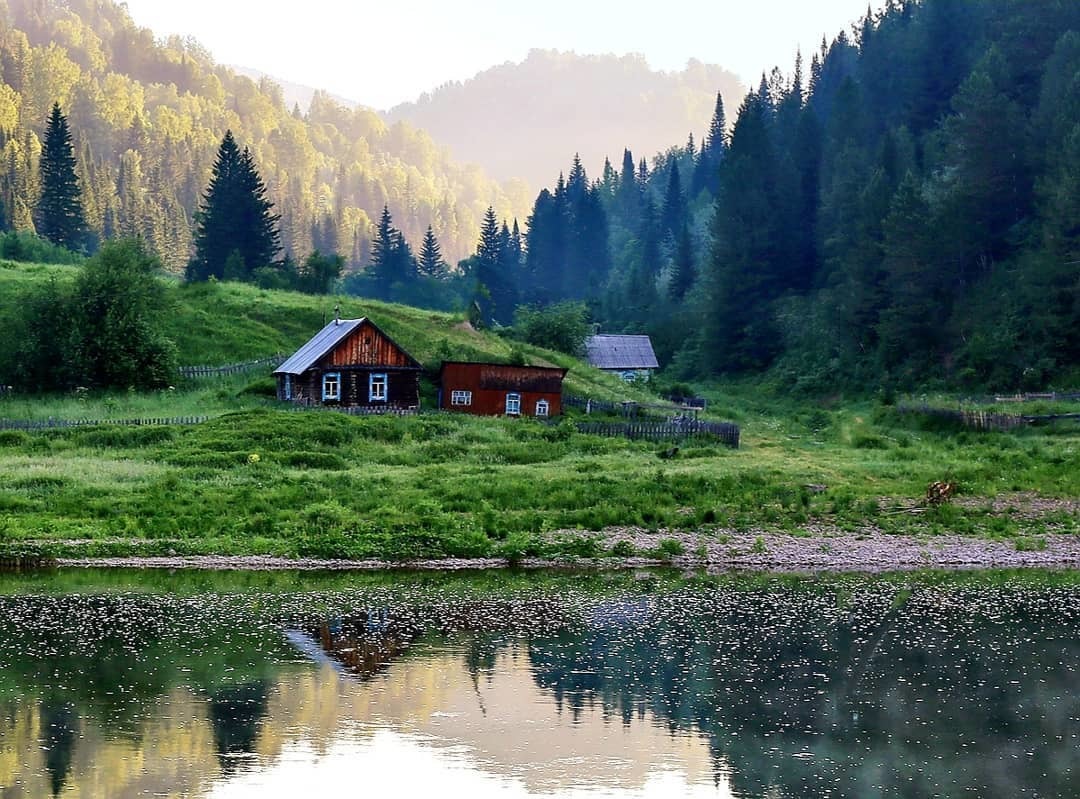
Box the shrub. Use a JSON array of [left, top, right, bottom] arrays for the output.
[[509, 301, 589, 356]]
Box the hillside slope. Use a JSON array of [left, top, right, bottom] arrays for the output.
[[387, 50, 746, 189], [0, 260, 650, 402]]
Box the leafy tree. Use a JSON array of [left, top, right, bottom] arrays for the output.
[[188, 130, 281, 282], [68, 238, 177, 390], [36, 102, 87, 251], [294, 250, 344, 295], [511, 301, 590, 356]]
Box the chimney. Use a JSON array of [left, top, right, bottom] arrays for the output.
[[334, 304, 341, 325]]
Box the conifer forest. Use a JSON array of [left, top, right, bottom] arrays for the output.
[[0, 0, 1078, 392]]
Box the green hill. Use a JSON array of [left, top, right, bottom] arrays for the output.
[[0, 259, 650, 403]]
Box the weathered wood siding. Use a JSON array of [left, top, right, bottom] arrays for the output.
[[328, 321, 416, 368], [276, 319, 420, 408], [439, 362, 566, 417]]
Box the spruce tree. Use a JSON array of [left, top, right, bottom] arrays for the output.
[[418, 225, 447, 278], [474, 207, 515, 324], [189, 130, 280, 281], [37, 103, 87, 251]]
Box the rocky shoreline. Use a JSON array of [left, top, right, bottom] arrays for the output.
[[55, 530, 1080, 573]]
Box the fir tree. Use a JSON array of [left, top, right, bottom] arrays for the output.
[[36, 103, 87, 251], [661, 163, 685, 241], [474, 207, 515, 324], [418, 225, 447, 278], [188, 131, 280, 281]]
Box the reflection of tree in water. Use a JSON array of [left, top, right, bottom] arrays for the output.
[[40, 702, 77, 797], [526, 585, 1080, 798], [209, 681, 270, 774]]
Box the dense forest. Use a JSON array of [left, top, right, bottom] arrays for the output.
[[1, 0, 1077, 393], [387, 50, 745, 190], [0, 0, 530, 270], [478, 0, 1079, 391]]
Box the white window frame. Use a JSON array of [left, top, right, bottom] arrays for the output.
[[369, 372, 388, 402], [535, 399, 550, 417], [451, 390, 473, 406], [505, 392, 521, 416], [322, 372, 341, 402]]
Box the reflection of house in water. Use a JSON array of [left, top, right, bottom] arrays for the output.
[[286, 611, 412, 680]]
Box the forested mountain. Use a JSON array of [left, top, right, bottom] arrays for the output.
[[229, 66, 360, 115], [490, 0, 1080, 391], [0, 0, 530, 270], [387, 50, 746, 190]]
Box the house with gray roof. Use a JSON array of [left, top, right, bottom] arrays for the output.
[[273, 317, 422, 408], [585, 334, 659, 382]]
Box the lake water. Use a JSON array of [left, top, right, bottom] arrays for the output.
[[0, 569, 1076, 798]]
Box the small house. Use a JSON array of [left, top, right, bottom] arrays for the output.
[[585, 334, 659, 382], [439, 361, 567, 418], [273, 317, 421, 408]]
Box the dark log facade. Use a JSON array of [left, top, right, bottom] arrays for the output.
[[274, 318, 422, 409], [439, 362, 567, 417]]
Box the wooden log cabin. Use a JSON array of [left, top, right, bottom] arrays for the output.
[[273, 317, 422, 409], [439, 361, 568, 418]]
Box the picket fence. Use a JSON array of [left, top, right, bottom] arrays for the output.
[[178, 354, 285, 379], [576, 419, 740, 448], [0, 415, 208, 432]]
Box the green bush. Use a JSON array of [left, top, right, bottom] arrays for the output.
[[509, 301, 589, 356]]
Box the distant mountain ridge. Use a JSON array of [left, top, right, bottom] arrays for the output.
[[387, 49, 747, 189], [229, 66, 361, 114]]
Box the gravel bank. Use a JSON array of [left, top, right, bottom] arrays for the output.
[[56, 530, 1080, 573]]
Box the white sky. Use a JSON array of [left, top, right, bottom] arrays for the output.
[[119, 0, 878, 110]]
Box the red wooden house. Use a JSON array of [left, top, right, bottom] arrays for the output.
[[439, 362, 567, 418], [273, 317, 422, 408]]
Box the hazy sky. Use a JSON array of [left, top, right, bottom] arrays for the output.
[[120, 0, 877, 110]]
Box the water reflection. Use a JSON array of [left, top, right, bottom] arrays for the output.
[[0, 571, 1076, 798]]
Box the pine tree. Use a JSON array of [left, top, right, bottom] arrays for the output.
[[474, 206, 515, 324], [36, 103, 87, 251], [418, 225, 447, 278], [693, 92, 728, 197], [188, 131, 280, 281], [669, 223, 696, 302], [661, 163, 685, 241], [616, 148, 640, 220]]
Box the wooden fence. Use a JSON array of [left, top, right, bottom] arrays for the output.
[[0, 415, 208, 432], [563, 394, 691, 418], [178, 353, 286, 379], [898, 403, 1080, 431], [986, 391, 1080, 403], [576, 419, 740, 448]]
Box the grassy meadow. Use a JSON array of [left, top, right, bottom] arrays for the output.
[[0, 262, 1077, 561]]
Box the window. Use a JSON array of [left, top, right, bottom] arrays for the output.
[[451, 390, 472, 406], [322, 372, 341, 402], [283, 374, 292, 400], [505, 392, 521, 415], [369, 373, 388, 402], [535, 399, 550, 417]]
